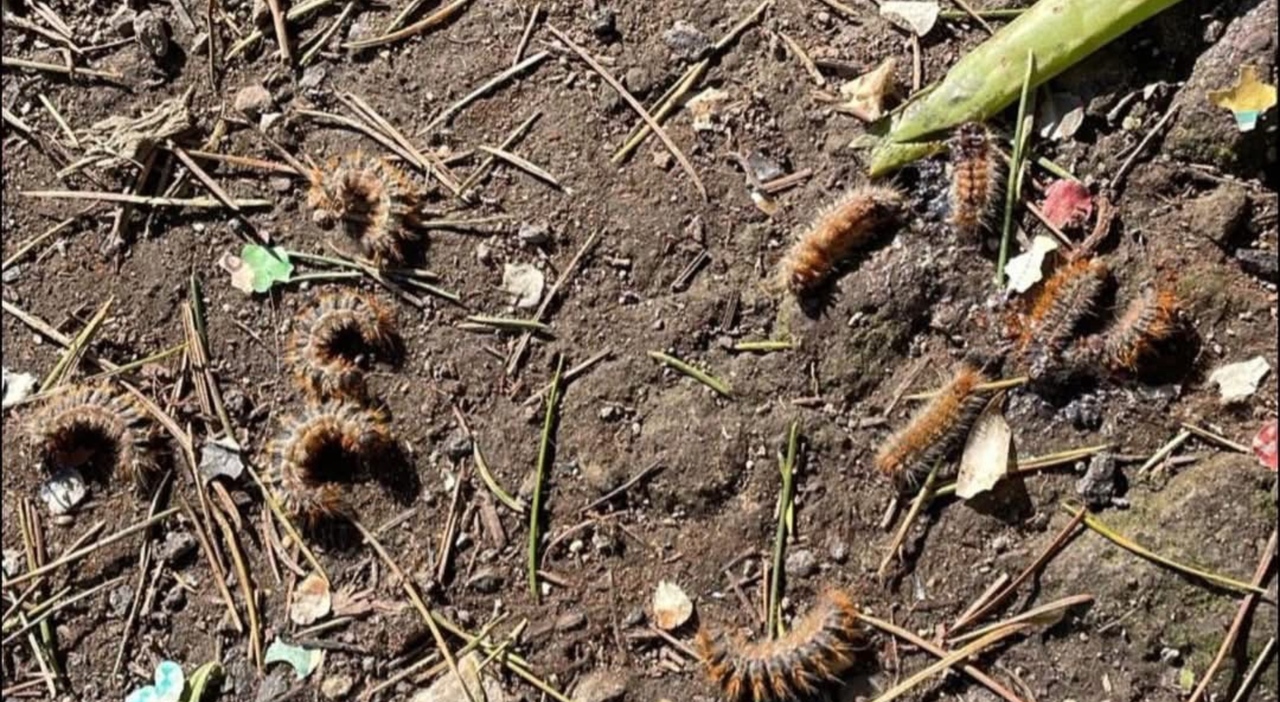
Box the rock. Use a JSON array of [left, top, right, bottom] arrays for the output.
[[1, 265, 19, 284], [785, 549, 818, 578], [663, 21, 710, 61], [1076, 453, 1119, 509], [410, 652, 504, 702], [581, 461, 625, 494], [572, 669, 629, 702], [133, 10, 171, 60], [624, 66, 655, 98], [39, 468, 87, 515], [591, 7, 617, 40], [2, 549, 23, 578], [199, 438, 246, 482], [555, 611, 587, 631], [300, 65, 328, 90], [1161, 647, 1182, 666], [744, 151, 785, 183], [467, 567, 503, 593], [235, 84, 275, 119], [2, 368, 36, 408], [1062, 394, 1104, 431], [518, 222, 551, 246], [1185, 184, 1249, 246], [162, 585, 186, 612], [825, 537, 849, 564], [109, 583, 134, 618], [441, 429, 472, 461], [322, 674, 354, 699], [1236, 248, 1278, 282], [1165, 0, 1277, 176], [156, 529, 198, 564], [502, 263, 545, 309]]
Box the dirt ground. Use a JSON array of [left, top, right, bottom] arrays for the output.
[[2, 0, 1278, 701]]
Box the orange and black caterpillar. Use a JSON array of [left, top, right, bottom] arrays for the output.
[[307, 151, 427, 265], [287, 290, 399, 401], [875, 363, 989, 484], [28, 384, 157, 483], [777, 186, 905, 296], [1017, 257, 1110, 370], [695, 589, 863, 702], [269, 401, 391, 524], [947, 122, 1002, 239], [1102, 283, 1181, 372]]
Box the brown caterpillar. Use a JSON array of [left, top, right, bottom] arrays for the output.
[[947, 123, 1002, 238], [28, 384, 157, 483], [307, 151, 427, 265], [286, 290, 399, 401], [777, 186, 905, 296], [695, 589, 863, 702], [1018, 257, 1110, 361], [1102, 283, 1181, 373], [269, 401, 391, 524], [875, 363, 990, 483]]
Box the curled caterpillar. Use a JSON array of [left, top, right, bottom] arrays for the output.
[[875, 363, 990, 483], [777, 186, 905, 296], [287, 290, 399, 401], [1019, 257, 1110, 362], [269, 401, 391, 524], [1103, 283, 1181, 373], [29, 384, 157, 483], [307, 151, 427, 265], [695, 589, 863, 702], [947, 123, 1002, 238]]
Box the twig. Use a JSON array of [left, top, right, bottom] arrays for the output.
[[648, 351, 732, 398], [39, 297, 112, 392], [460, 315, 552, 334], [1181, 422, 1250, 454], [475, 144, 562, 190], [506, 229, 602, 375], [949, 594, 1095, 645], [1, 55, 122, 80], [870, 624, 1033, 702], [903, 376, 1029, 401], [301, 0, 356, 66], [263, 0, 293, 64], [2, 210, 90, 272], [1112, 104, 1180, 192], [528, 356, 565, 602], [181, 148, 300, 175], [37, 94, 79, 148], [878, 462, 942, 577], [935, 444, 1112, 498], [20, 190, 271, 208], [1230, 636, 1277, 702], [5, 509, 180, 587], [948, 0, 996, 33], [512, 4, 541, 66], [2, 576, 124, 646], [338, 93, 462, 195], [343, 0, 471, 50], [1138, 428, 1192, 476], [546, 24, 707, 201], [423, 51, 549, 133], [459, 112, 541, 200]]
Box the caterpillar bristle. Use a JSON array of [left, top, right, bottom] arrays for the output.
[[1019, 257, 1110, 371], [947, 123, 1003, 239], [1103, 283, 1181, 373], [286, 290, 400, 401], [778, 186, 905, 296], [694, 589, 863, 702], [875, 364, 990, 485], [29, 384, 157, 484], [269, 401, 390, 525], [307, 151, 426, 266]]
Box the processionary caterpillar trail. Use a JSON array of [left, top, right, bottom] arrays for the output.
[[287, 290, 399, 401], [696, 589, 863, 702], [875, 363, 990, 484], [947, 122, 1002, 239], [307, 151, 428, 265], [269, 401, 391, 524], [29, 383, 157, 484], [778, 186, 905, 296]]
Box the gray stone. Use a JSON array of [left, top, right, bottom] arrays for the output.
[[555, 611, 587, 631], [663, 21, 710, 61], [571, 669, 629, 702], [109, 583, 134, 618], [1185, 184, 1249, 245], [234, 84, 275, 119], [157, 529, 198, 564], [1076, 453, 1119, 509], [39, 468, 87, 515], [785, 549, 818, 578], [441, 429, 472, 462], [467, 567, 503, 593], [1236, 248, 1278, 282], [518, 222, 551, 246], [321, 674, 354, 699]]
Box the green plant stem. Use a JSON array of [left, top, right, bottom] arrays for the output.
[[528, 356, 565, 602], [996, 51, 1035, 286], [767, 420, 800, 639]]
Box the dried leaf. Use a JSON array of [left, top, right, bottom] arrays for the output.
[[1208, 65, 1278, 132], [688, 87, 731, 132], [1004, 235, 1059, 293], [838, 59, 897, 123], [290, 572, 332, 626], [1253, 419, 1278, 471], [956, 398, 1015, 500], [1037, 91, 1086, 140], [1040, 179, 1094, 230], [1208, 356, 1271, 404], [502, 262, 545, 310], [652, 580, 694, 631], [880, 2, 940, 36]]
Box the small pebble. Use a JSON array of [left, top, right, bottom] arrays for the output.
[[555, 611, 587, 632]]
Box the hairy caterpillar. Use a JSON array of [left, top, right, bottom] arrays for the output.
[[269, 401, 390, 524], [875, 363, 990, 484], [1018, 257, 1110, 370], [695, 589, 863, 702], [777, 186, 905, 296], [1102, 283, 1181, 373], [287, 290, 399, 401], [307, 151, 427, 265], [29, 384, 157, 483], [947, 122, 1002, 239]]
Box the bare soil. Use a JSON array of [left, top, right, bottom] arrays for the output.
[[2, 1, 1277, 701]]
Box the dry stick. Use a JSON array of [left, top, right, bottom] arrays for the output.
[[301, 0, 357, 66], [184, 275, 236, 442], [1138, 428, 1192, 477], [435, 463, 468, 584], [871, 624, 1034, 702], [546, 24, 707, 201], [244, 465, 329, 584], [951, 506, 1087, 633], [459, 112, 541, 199], [39, 296, 112, 391], [1231, 636, 1277, 702], [580, 462, 664, 515], [38, 94, 79, 148], [5, 509, 181, 588], [264, 0, 293, 64], [506, 228, 602, 375], [1112, 103, 1180, 191], [777, 31, 825, 86], [210, 500, 263, 668], [2, 209, 90, 271], [475, 144, 562, 190], [1181, 422, 1250, 454], [878, 462, 942, 578], [343, 0, 471, 49], [950, 0, 996, 33], [859, 613, 1029, 702], [512, 4, 541, 66], [612, 0, 770, 162], [20, 190, 271, 208], [950, 594, 1095, 646], [422, 51, 549, 134], [225, 0, 338, 59], [111, 474, 170, 675], [2, 576, 125, 646], [1, 55, 122, 80], [353, 520, 478, 702], [340, 92, 462, 195], [1187, 529, 1277, 702], [15, 502, 61, 694]]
